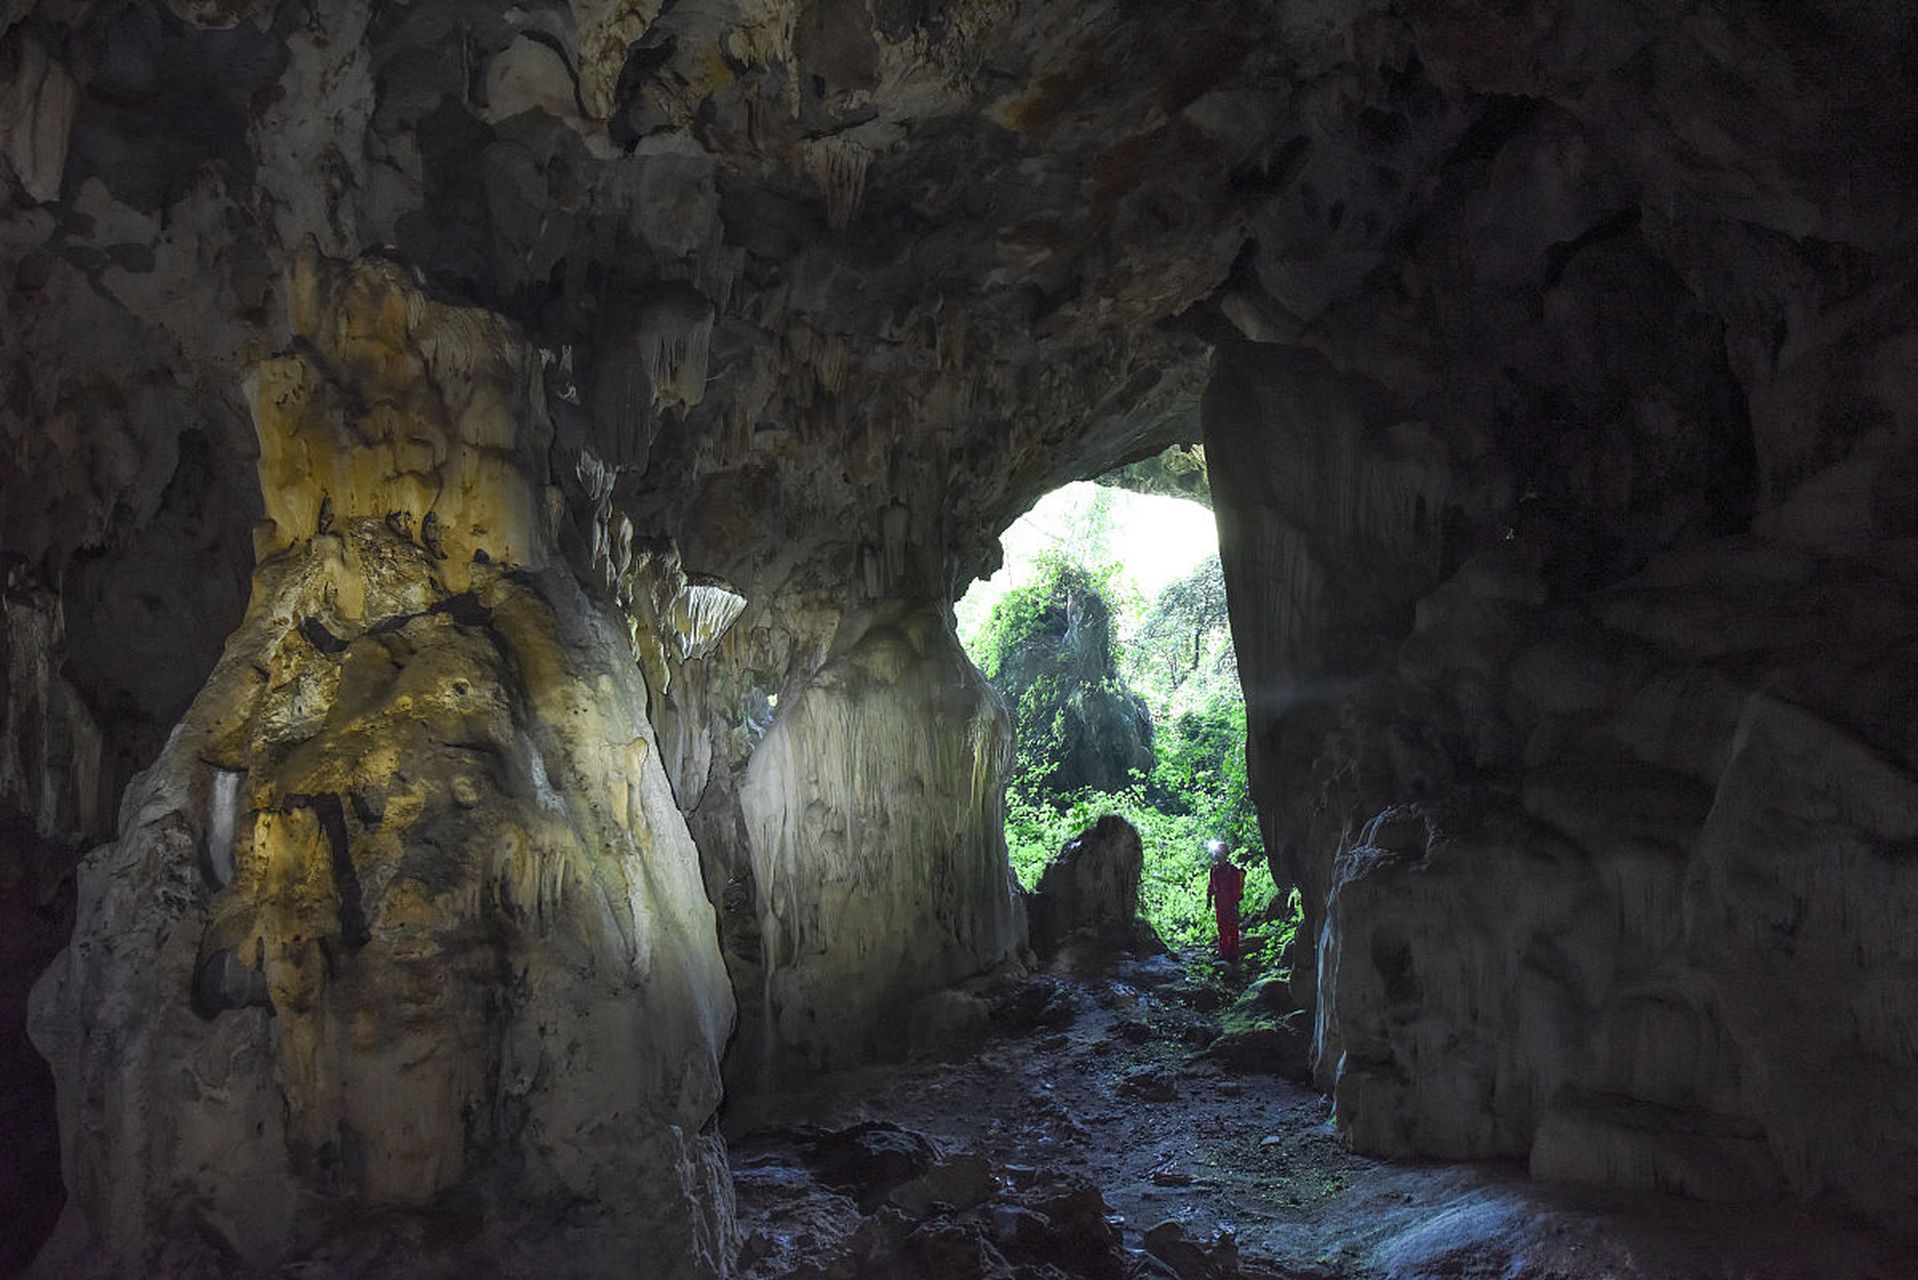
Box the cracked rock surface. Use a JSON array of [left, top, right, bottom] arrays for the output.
[[28, 256, 734, 1278]]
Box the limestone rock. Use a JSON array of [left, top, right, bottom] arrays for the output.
[[4, 0, 1918, 1248], [906, 989, 992, 1063], [1142, 1219, 1240, 1280], [0, 822, 71, 1278], [887, 1153, 996, 1217], [31, 532, 737, 1277], [0, 30, 77, 204], [796, 1122, 938, 1214], [1199, 1023, 1311, 1083], [989, 581, 1154, 798], [739, 603, 1024, 1070], [1093, 445, 1211, 509], [1027, 814, 1146, 960], [0, 585, 105, 842], [249, 247, 556, 577], [26, 256, 736, 1278]]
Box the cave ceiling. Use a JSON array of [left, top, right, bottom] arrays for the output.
[[2, 1, 1908, 857]]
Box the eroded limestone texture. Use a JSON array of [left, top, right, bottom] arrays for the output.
[[1202, 6, 1918, 1219], [738, 602, 1023, 1070], [1027, 814, 1145, 960], [987, 579, 1154, 798], [5, 0, 1918, 1262], [28, 254, 734, 1277]]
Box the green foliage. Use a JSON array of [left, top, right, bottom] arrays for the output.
[[966, 513, 1293, 974], [1005, 777, 1289, 957], [1121, 554, 1237, 717], [1146, 700, 1260, 854], [1242, 887, 1305, 973], [970, 552, 1126, 684]]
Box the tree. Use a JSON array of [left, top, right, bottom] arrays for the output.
[[1125, 554, 1234, 713]]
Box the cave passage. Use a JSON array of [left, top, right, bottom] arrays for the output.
[[725, 955, 1908, 1279], [954, 473, 1290, 960], [7, 0, 1918, 1276]]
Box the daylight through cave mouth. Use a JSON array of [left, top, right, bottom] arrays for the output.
[[954, 468, 1294, 962]]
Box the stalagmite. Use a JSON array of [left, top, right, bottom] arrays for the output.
[[738, 604, 1023, 1070], [26, 253, 735, 1279]]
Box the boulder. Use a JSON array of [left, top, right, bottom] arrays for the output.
[[797, 1122, 939, 1213], [888, 1154, 997, 1217], [1199, 1022, 1313, 1082], [906, 989, 993, 1062], [1027, 815, 1146, 959]]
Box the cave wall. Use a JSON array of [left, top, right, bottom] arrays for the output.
[[27, 251, 737, 1277], [1202, 3, 1918, 1220], [737, 601, 1023, 1072], [4, 0, 1240, 1267]]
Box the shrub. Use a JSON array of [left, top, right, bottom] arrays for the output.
[[970, 543, 1292, 971]]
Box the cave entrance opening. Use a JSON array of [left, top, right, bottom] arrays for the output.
[[953, 466, 1301, 969]]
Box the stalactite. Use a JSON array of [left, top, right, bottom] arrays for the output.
[[723, 0, 800, 115], [206, 768, 243, 888], [638, 289, 717, 411], [0, 586, 105, 840], [672, 578, 748, 662], [802, 135, 872, 231], [815, 331, 850, 396]]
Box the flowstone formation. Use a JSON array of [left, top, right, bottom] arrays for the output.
[[736, 601, 1024, 1071], [29, 254, 735, 1278]]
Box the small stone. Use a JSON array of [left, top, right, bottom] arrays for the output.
[[1118, 1067, 1178, 1102], [888, 1154, 995, 1217], [1197, 1022, 1311, 1081]]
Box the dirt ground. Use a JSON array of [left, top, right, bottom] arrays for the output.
[[724, 954, 1914, 1280]]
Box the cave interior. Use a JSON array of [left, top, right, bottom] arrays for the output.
[[3, 0, 1918, 1276]]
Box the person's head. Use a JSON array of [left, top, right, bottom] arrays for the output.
[[1207, 838, 1229, 866]]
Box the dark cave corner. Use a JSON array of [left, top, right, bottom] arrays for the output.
[[0, 820, 75, 1279]]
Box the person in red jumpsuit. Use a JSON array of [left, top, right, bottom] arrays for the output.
[[1206, 840, 1246, 963]]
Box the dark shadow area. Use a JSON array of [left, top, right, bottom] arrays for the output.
[[0, 820, 77, 1278]]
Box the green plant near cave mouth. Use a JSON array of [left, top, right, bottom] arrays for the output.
[[964, 543, 1300, 964]]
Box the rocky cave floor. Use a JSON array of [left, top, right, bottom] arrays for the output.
[[724, 956, 1913, 1280]]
